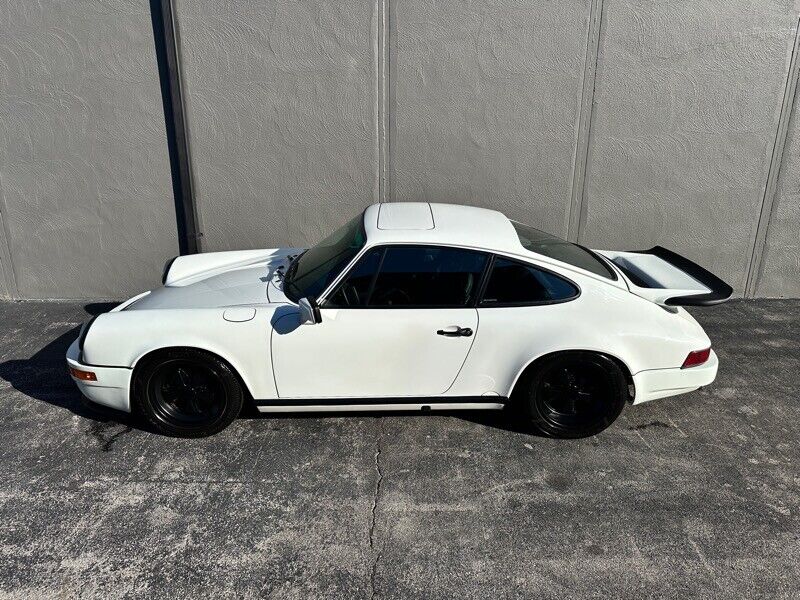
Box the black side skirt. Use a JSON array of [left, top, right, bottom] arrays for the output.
[[254, 396, 508, 408]]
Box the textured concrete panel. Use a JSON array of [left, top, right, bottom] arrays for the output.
[[756, 84, 800, 298], [0, 1, 179, 299], [580, 0, 799, 295], [175, 0, 378, 252], [390, 0, 592, 236]]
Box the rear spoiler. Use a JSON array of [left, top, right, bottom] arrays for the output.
[[633, 247, 732, 306], [598, 246, 733, 307]]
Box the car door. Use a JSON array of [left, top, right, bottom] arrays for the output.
[[271, 245, 489, 399]]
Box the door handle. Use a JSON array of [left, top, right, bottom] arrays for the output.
[[437, 326, 473, 337]]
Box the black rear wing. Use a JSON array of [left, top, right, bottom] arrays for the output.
[[628, 246, 733, 306]]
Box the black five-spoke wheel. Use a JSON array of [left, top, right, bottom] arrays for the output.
[[134, 348, 244, 437], [516, 352, 628, 438]]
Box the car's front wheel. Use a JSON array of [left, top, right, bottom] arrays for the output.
[[133, 348, 244, 437], [514, 352, 628, 438]]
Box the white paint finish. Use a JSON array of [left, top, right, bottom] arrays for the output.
[[598, 249, 712, 305], [80, 307, 280, 401], [138, 249, 299, 310], [363, 203, 523, 256], [377, 202, 434, 230], [362, 204, 630, 291], [448, 276, 711, 399], [165, 248, 297, 286], [271, 307, 478, 398], [69, 203, 720, 413], [223, 307, 256, 322], [111, 291, 151, 312], [256, 402, 504, 413], [632, 351, 719, 404], [66, 339, 131, 412]]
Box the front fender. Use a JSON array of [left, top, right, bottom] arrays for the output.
[[82, 308, 279, 400]]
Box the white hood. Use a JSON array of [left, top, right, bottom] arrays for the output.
[[128, 248, 300, 310]]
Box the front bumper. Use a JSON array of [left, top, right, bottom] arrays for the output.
[[66, 339, 132, 412], [632, 350, 718, 405]]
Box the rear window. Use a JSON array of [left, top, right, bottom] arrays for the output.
[[511, 222, 616, 280]]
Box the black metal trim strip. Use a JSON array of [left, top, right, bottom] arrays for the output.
[[150, 0, 201, 255], [632, 246, 733, 306], [254, 396, 508, 407]]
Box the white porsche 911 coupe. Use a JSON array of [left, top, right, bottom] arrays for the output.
[[67, 203, 731, 438]]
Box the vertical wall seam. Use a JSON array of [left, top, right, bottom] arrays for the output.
[[152, 0, 202, 254], [744, 16, 800, 298], [566, 0, 604, 242], [0, 179, 20, 299], [377, 0, 390, 203]]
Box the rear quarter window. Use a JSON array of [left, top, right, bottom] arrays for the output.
[[512, 221, 617, 280], [480, 258, 579, 306]]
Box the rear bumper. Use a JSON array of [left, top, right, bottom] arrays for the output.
[[632, 350, 718, 405], [66, 339, 132, 412]]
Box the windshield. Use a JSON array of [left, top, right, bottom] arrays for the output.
[[511, 221, 616, 280], [284, 214, 367, 302]]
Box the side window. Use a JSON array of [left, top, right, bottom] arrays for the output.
[[480, 258, 578, 305], [369, 246, 488, 307], [326, 249, 382, 307]]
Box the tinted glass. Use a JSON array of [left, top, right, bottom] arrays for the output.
[[327, 249, 382, 307], [369, 246, 488, 307], [481, 258, 578, 305], [512, 221, 616, 279], [285, 215, 366, 301]]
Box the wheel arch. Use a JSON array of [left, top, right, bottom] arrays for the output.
[[509, 349, 635, 402], [129, 345, 257, 409]]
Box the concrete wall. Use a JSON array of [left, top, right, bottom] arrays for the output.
[[1, 0, 798, 299], [174, 0, 379, 252], [389, 0, 592, 237], [0, 0, 178, 299], [578, 0, 799, 296], [756, 77, 800, 298]]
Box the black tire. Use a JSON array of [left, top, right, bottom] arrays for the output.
[[133, 348, 244, 437], [514, 352, 627, 438]]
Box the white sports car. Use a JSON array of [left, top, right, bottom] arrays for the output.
[[67, 203, 731, 438]]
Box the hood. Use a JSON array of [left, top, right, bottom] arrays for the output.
[[128, 248, 298, 310]]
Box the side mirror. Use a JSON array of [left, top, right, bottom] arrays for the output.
[[298, 297, 322, 325]]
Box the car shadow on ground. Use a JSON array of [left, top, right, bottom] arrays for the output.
[[0, 302, 141, 429], [0, 301, 540, 437]]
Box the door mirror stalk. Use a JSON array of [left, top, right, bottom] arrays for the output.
[[299, 297, 322, 325]]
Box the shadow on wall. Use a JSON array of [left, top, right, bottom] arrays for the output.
[[0, 303, 126, 426]]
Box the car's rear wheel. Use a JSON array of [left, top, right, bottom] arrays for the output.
[[134, 348, 243, 437], [515, 352, 627, 438]]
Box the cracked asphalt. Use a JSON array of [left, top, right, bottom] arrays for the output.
[[0, 300, 798, 598]]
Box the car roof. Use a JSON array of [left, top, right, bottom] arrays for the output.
[[363, 202, 523, 254]]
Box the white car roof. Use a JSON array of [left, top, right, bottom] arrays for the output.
[[363, 202, 523, 254]]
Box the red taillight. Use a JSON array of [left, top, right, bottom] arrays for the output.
[[682, 348, 711, 369], [69, 367, 97, 381]]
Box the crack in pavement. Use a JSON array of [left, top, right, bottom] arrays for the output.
[[368, 417, 385, 599]]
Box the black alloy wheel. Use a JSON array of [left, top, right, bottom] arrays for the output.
[[517, 352, 627, 438], [135, 348, 244, 437]]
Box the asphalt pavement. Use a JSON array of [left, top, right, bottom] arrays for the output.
[[0, 299, 798, 598]]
